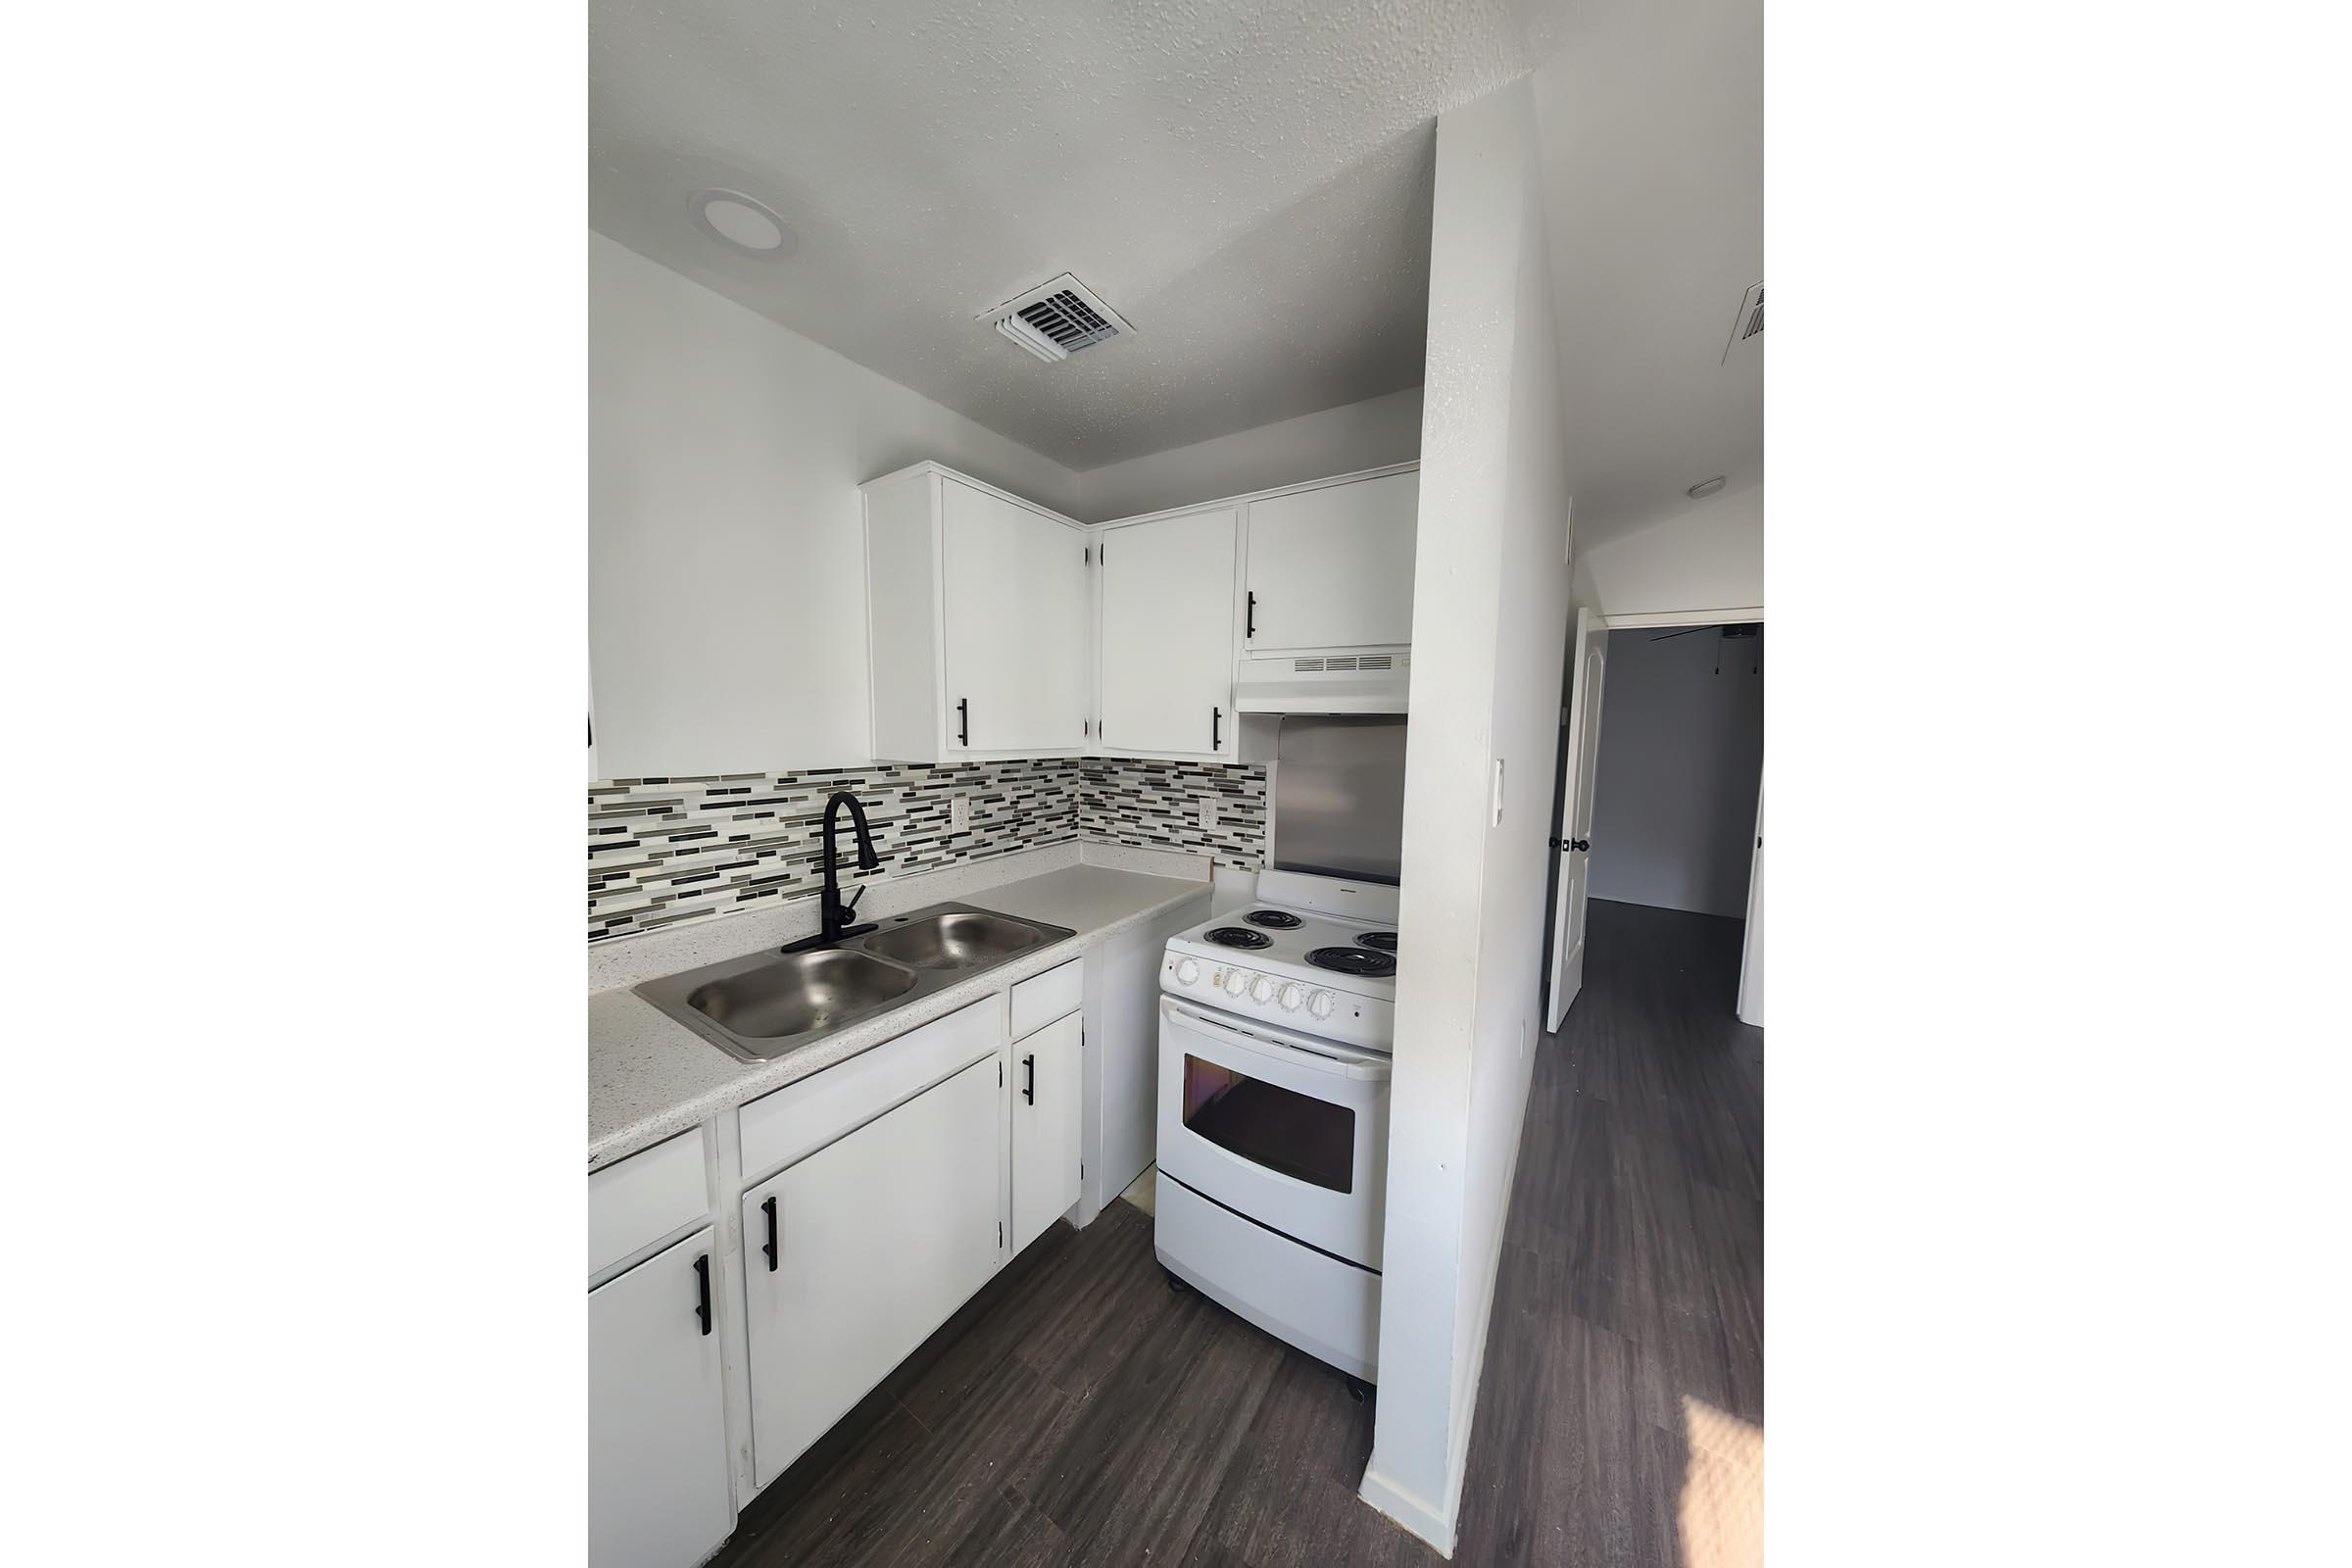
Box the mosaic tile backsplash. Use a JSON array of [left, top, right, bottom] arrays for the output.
[[589, 758, 1267, 943]]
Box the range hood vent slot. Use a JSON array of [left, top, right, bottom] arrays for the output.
[[981, 273, 1135, 363]]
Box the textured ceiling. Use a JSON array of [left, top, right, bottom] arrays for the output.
[[590, 0, 1572, 468], [1529, 0, 1764, 546]]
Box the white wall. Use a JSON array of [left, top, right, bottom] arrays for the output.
[[1072, 386, 1423, 521], [1587, 626, 1764, 917], [589, 231, 1080, 776], [1361, 77, 1571, 1557], [1571, 479, 1763, 618]]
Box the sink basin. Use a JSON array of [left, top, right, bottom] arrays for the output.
[[632, 900, 1077, 1064], [686, 948, 916, 1040], [858, 909, 1054, 970]]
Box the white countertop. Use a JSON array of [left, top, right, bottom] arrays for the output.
[[588, 858, 1214, 1169]]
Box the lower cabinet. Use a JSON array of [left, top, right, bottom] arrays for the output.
[[588, 1228, 733, 1568], [741, 1051, 1004, 1489], [1011, 1010, 1083, 1253]]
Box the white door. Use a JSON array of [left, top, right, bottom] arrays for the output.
[[589, 1228, 733, 1568], [1738, 781, 1765, 1026], [1544, 609, 1609, 1031], [1243, 470, 1418, 652], [941, 478, 1090, 752], [1099, 508, 1239, 757], [1011, 1010, 1083, 1252], [741, 1053, 1003, 1488]]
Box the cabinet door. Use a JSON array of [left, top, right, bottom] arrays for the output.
[[589, 1228, 732, 1568], [1011, 1011, 1083, 1254], [742, 1053, 1004, 1488], [1244, 470, 1419, 652], [1100, 508, 1238, 758], [941, 479, 1089, 752]]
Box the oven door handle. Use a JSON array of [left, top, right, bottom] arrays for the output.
[[1159, 996, 1392, 1082]]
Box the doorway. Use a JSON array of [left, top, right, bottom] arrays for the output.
[[1544, 615, 1764, 1028]]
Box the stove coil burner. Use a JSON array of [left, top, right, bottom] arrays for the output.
[[1204, 927, 1273, 950], [1354, 931, 1397, 952], [1243, 908, 1303, 929], [1307, 946, 1396, 978]]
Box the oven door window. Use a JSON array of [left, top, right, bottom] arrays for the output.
[[1182, 1054, 1354, 1194]]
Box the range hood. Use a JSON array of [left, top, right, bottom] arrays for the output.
[[1234, 651, 1410, 714]]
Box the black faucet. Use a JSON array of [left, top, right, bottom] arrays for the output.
[[781, 790, 883, 954]]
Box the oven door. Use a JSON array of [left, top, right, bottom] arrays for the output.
[[1156, 995, 1391, 1270]]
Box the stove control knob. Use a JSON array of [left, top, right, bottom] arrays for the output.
[[1174, 956, 1201, 986], [1278, 982, 1305, 1011], [1222, 967, 1250, 997], [1250, 974, 1277, 1004], [1308, 990, 1336, 1020]]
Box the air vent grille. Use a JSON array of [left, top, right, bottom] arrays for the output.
[[1722, 281, 1763, 363], [981, 272, 1134, 364], [1291, 654, 1398, 673]]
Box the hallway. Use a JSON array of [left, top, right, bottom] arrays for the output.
[[1451, 897, 1763, 1562], [708, 897, 1762, 1567]]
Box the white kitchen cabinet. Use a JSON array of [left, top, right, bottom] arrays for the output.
[[863, 463, 1091, 761], [1010, 1009, 1083, 1253], [740, 1051, 1004, 1488], [589, 1228, 733, 1568], [1097, 506, 1239, 759], [1243, 466, 1420, 653]]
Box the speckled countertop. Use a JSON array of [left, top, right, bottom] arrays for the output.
[[589, 859, 1214, 1169]]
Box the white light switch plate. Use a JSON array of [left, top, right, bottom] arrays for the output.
[[1198, 797, 1217, 834], [952, 796, 971, 834]]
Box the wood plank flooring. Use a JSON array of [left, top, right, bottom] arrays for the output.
[[708, 897, 1762, 1567]]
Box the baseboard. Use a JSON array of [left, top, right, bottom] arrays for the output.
[[1358, 1464, 1456, 1557]]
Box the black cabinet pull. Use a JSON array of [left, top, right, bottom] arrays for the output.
[[1246, 591, 1256, 639], [1211, 706, 1222, 750], [1022, 1053, 1036, 1104], [693, 1253, 712, 1335], [956, 697, 969, 747], [761, 1195, 778, 1271]]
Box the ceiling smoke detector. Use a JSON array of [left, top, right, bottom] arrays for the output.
[[693, 190, 796, 257], [979, 273, 1134, 363], [1720, 280, 1763, 363]]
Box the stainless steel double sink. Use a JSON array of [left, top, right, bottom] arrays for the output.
[[633, 902, 1077, 1064]]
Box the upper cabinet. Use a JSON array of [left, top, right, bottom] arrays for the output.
[[1097, 506, 1240, 760], [1242, 467, 1419, 654], [864, 465, 1092, 762]]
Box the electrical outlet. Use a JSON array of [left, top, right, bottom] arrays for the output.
[[1198, 797, 1217, 834], [951, 795, 970, 834]]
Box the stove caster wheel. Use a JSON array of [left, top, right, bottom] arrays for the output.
[[1164, 1268, 1190, 1295], [1345, 1376, 1371, 1404]]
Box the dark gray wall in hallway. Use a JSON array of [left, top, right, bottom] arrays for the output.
[[1587, 625, 1763, 918]]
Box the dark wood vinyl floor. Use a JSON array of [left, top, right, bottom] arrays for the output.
[[710, 898, 1762, 1567]]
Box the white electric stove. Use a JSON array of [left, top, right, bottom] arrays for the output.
[[1153, 869, 1398, 1387]]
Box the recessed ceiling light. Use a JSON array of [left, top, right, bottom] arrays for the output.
[[693, 190, 796, 257], [1688, 476, 1728, 499]]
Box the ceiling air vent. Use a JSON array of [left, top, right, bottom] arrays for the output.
[[980, 273, 1135, 363], [1721, 280, 1763, 364]]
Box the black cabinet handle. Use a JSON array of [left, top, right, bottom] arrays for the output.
[[1022, 1053, 1036, 1104], [693, 1253, 711, 1335], [1211, 706, 1222, 750], [1246, 592, 1256, 639], [1567, 837, 1591, 852], [956, 698, 969, 747], [761, 1195, 778, 1271]]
